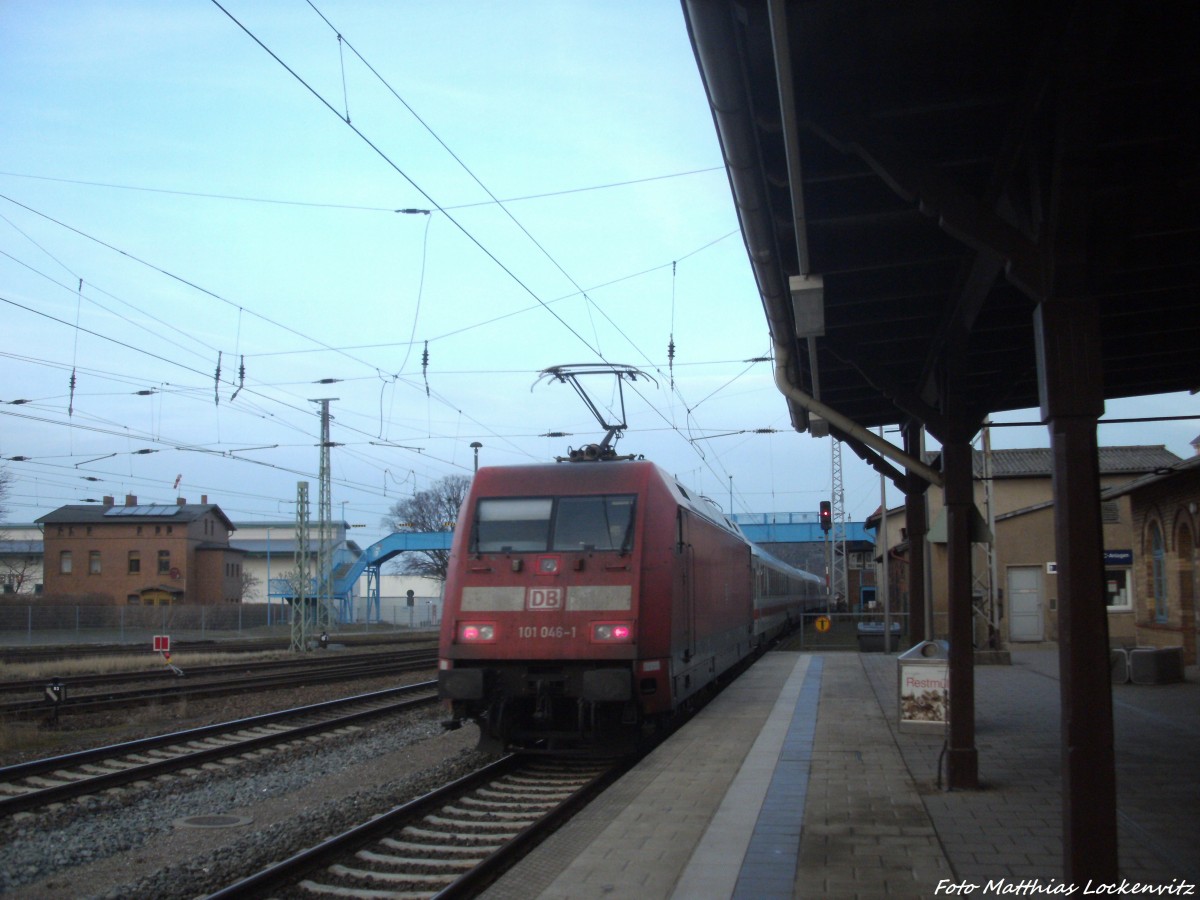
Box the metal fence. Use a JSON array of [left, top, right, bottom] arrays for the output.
[[0, 603, 432, 646], [784, 611, 911, 653], [2, 603, 901, 650]]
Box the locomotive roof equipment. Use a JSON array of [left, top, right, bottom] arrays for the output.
[[533, 363, 655, 463]]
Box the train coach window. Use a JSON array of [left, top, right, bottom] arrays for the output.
[[553, 495, 635, 552], [476, 498, 553, 552]]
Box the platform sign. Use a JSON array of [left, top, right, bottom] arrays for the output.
[[814, 615, 832, 633], [153, 635, 170, 653], [899, 660, 949, 732], [44, 679, 65, 704]]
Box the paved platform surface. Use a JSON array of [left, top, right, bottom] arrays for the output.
[[482, 647, 1200, 899]]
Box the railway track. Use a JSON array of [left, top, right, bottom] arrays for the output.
[[0, 632, 435, 665], [0, 650, 437, 719], [0, 681, 439, 817], [205, 754, 624, 899]]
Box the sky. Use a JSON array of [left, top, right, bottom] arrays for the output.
[[2, 2, 1198, 551]]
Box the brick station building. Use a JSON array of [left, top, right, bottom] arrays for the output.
[[36, 495, 245, 605]]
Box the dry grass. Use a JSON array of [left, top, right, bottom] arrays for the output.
[[0, 650, 296, 682]]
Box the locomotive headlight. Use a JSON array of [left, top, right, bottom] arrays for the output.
[[592, 622, 634, 642], [459, 623, 496, 642]]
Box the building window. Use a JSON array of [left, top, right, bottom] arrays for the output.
[[128, 551, 141, 574], [60, 550, 72, 574], [127, 594, 141, 605], [158, 550, 171, 575], [1151, 522, 1167, 623], [89, 550, 102, 574]]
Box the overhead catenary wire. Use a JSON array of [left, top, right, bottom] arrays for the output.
[[3, 175, 739, 429], [0, 192, 387, 374], [0, 244, 223, 361], [0, 196, 498, 478], [0, 291, 474, 478], [0, 8, 788, 522], [207, 0, 761, 498], [238, 228, 739, 359], [302, 0, 669, 366], [297, 0, 761, 473], [209, 0, 606, 366], [0, 166, 727, 213]]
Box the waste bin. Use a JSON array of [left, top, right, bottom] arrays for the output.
[[897, 640, 949, 733], [857, 620, 901, 652], [1110, 648, 1130, 684], [1130, 646, 1184, 684]]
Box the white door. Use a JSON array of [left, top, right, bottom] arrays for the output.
[[1008, 566, 1044, 642]]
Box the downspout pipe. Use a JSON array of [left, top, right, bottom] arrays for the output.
[[773, 341, 944, 488], [683, 2, 943, 490]]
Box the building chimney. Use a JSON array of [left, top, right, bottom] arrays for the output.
[[201, 494, 208, 505], [125, 494, 137, 507], [102, 496, 115, 507], [176, 497, 186, 506]]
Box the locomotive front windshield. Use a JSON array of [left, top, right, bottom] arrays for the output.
[[474, 494, 635, 553]]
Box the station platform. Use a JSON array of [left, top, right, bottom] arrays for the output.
[[481, 647, 1200, 899]]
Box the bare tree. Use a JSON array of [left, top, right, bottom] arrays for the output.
[[1, 555, 39, 596], [271, 568, 314, 600], [240, 569, 262, 603], [0, 468, 29, 595], [382, 474, 470, 581], [0, 467, 10, 521]]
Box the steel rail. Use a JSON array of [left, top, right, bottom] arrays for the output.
[[202, 755, 627, 900], [0, 681, 438, 816], [0, 648, 435, 696], [0, 653, 436, 718], [0, 632, 436, 665]]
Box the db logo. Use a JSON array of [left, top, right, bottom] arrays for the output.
[[527, 588, 563, 610]]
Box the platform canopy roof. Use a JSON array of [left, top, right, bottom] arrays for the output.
[[682, 0, 1199, 442]]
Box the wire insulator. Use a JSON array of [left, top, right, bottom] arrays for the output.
[[214, 351, 222, 407], [231, 355, 246, 402], [68, 368, 77, 417], [421, 341, 430, 397]]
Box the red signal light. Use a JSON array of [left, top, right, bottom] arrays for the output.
[[819, 500, 832, 532]]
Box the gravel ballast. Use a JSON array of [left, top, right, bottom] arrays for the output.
[[0, 677, 488, 899]]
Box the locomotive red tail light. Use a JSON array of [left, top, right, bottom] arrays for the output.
[[592, 622, 634, 642], [459, 623, 496, 642]]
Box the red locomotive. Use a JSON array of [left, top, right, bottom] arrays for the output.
[[438, 459, 826, 751]]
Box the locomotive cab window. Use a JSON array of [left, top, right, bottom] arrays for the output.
[[553, 496, 634, 551], [474, 494, 635, 553], [476, 498, 553, 552]]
